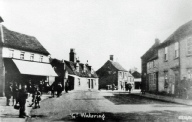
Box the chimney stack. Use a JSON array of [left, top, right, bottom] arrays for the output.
[[0, 16, 4, 23], [69, 48, 76, 62], [155, 38, 160, 44], [110, 55, 114, 61]]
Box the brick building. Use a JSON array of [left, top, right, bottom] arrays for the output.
[[96, 55, 133, 90], [141, 39, 160, 92], [141, 20, 192, 95], [158, 20, 192, 95]]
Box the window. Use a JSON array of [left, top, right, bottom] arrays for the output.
[[9, 50, 14, 58], [187, 69, 192, 80], [175, 42, 179, 58], [164, 71, 168, 88], [20, 52, 25, 59], [153, 73, 156, 84], [39, 55, 43, 62], [78, 78, 81, 86], [164, 47, 168, 61], [30, 54, 34, 61], [187, 38, 192, 55], [119, 72, 122, 77]]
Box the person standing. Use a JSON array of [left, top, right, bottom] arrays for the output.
[[12, 82, 19, 106], [18, 84, 28, 118], [65, 80, 69, 93], [57, 82, 62, 97], [34, 87, 41, 109], [5, 82, 12, 106]]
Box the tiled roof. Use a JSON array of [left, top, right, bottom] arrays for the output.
[[64, 60, 98, 78], [1, 25, 50, 55], [159, 20, 192, 48], [131, 71, 141, 78], [109, 60, 128, 71]]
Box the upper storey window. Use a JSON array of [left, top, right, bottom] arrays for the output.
[[30, 54, 34, 61], [20, 52, 25, 59], [164, 47, 168, 61], [9, 50, 14, 58], [175, 42, 179, 58], [187, 38, 192, 55], [39, 55, 43, 62]]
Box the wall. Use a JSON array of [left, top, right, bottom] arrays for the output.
[[158, 43, 179, 94], [118, 71, 134, 90], [2, 47, 49, 63], [180, 35, 192, 80]]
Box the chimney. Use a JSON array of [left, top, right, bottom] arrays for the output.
[[110, 55, 114, 61], [69, 48, 76, 62], [155, 38, 160, 44], [0, 16, 4, 43]]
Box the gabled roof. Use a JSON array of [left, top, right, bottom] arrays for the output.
[[0, 25, 49, 55], [109, 60, 128, 71], [159, 20, 192, 48], [131, 71, 141, 78], [64, 60, 98, 78]]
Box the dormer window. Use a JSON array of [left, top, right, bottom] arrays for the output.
[[39, 55, 43, 62], [9, 50, 14, 58], [20, 52, 25, 59], [30, 54, 34, 61]]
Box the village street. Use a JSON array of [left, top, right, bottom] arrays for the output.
[[27, 91, 192, 122]]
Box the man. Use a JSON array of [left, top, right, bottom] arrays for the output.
[[18, 84, 28, 118], [5, 82, 12, 106], [57, 82, 62, 97], [65, 80, 69, 93]]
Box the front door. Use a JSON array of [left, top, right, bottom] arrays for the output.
[[91, 79, 94, 89], [156, 72, 158, 92], [174, 71, 179, 95]]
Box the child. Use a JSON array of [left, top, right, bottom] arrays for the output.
[[34, 87, 41, 108]]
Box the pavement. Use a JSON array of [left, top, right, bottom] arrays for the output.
[[0, 94, 51, 122], [101, 89, 192, 106]]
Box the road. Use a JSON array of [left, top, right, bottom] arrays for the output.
[[27, 91, 192, 122]]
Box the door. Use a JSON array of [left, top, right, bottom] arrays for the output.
[[174, 71, 179, 95], [156, 72, 158, 92], [91, 79, 94, 89], [88, 79, 90, 88]]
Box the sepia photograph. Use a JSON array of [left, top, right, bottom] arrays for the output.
[[0, 0, 192, 121]]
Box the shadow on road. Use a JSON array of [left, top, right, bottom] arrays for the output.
[[104, 94, 175, 105]]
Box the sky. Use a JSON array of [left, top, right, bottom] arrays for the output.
[[0, 0, 192, 72]]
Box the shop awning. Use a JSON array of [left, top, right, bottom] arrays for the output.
[[12, 59, 57, 77]]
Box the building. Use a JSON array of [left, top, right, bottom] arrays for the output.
[[0, 18, 57, 96], [63, 49, 98, 90], [157, 20, 192, 95], [141, 39, 160, 93], [131, 71, 141, 89], [141, 20, 192, 95], [96, 55, 134, 90]]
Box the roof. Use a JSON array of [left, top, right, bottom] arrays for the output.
[[141, 41, 160, 60], [159, 20, 192, 48], [64, 60, 98, 78], [109, 60, 128, 71], [0, 25, 50, 55], [131, 71, 141, 78]]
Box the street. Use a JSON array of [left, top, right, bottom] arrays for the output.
[[27, 91, 192, 122]]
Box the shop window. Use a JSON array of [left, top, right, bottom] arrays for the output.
[[20, 52, 25, 59], [187, 37, 192, 55], [9, 50, 14, 58]]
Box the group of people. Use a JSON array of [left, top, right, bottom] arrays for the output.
[[125, 83, 132, 93], [5, 81, 43, 118]]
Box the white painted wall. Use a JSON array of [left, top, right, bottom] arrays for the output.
[[2, 47, 50, 63]]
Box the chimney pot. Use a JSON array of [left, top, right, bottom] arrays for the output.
[[110, 55, 114, 61], [69, 48, 76, 62]]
